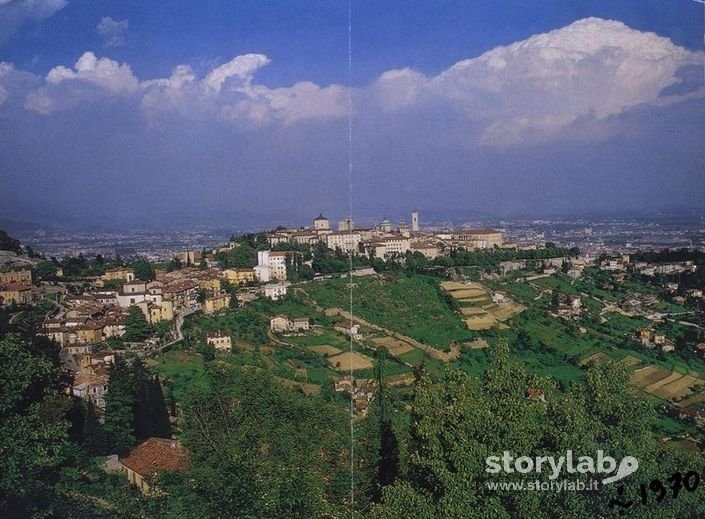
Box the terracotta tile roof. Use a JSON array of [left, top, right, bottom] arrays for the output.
[[120, 438, 188, 477], [74, 370, 108, 387]]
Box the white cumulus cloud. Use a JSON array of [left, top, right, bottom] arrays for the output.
[[142, 53, 347, 125], [373, 17, 703, 145], [18, 17, 704, 140], [0, 61, 16, 103], [203, 53, 270, 93], [45, 51, 139, 92]]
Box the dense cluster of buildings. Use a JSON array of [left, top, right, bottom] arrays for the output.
[[599, 254, 698, 277], [264, 211, 506, 260]]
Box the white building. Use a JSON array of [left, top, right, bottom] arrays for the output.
[[338, 217, 354, 231], [116, 289, 147, 308], [325, 232, 361, 254], [363, 235, 411, 259], [255, 250, 291, 282], [398, 219, 410, 238], [452, 229, 503, 249], [411, 210, 419, 232], [378, 219, 392, 233], [383, 236, 410, 256], [313, 214, 330, 231], [264, 282, 290, 300], [270, 315, 310, 333], [206, 330, 232, 351]]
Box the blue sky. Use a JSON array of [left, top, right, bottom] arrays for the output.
[[0, 0, 703, 228], [4, 1, 702, 84]]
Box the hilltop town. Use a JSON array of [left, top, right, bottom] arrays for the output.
[[2, 213, 705, 509]]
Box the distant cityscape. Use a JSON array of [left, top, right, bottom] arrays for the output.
[[8, 212, 704, 261]]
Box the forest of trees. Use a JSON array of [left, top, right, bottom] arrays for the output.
[[3, 318, 705, 517]]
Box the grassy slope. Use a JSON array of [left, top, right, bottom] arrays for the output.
[[305, 274, 474, 349], [151, 350, 207, 401]]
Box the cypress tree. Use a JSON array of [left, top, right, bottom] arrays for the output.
[[148, 375, 173, 438], [374, 348, 400, 493], [133, 358, 172, 440], [82, 400, 106, 456], [132, 358, 150, 441], [103, 357, 135, 455], [123, 306, 151, 342]]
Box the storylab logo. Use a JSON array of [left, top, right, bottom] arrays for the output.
[[485, 450, 639, 492]]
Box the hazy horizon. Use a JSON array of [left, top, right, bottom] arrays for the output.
[[1, 1, 704, 228]]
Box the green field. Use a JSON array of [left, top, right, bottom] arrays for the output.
[[150, 349, 208, 401], [304, 274, 475, 348], [285, 328, 351, 350]]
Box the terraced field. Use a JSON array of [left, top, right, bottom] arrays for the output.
[[582, 354, 705, 404], [630, 365, 705, 402], [371, 336, 415, 356], [631, 366, 673, 387], [655, 375, 700, 401], [328, 351, 374, 371], [440, 281, 525, 330]]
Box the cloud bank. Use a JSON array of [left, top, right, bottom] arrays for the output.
[[6, 17, 701, 144], [372, 17, 703, 144], [0, 17, 703, 224]]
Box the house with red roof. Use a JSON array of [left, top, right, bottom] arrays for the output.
[[119, 437, 188, 494]]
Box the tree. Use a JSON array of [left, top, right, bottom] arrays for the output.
[[146, 375, 173, 438], [166, 257, 182, 272], [73, 399, 107, 456], [103, 357, 135, 456], [132, 359, 172, 441], [371, 341, 705, 517], [167, 365, 355, 517], [0, 334, 71, 515], [373, 347, 400, 496], [196, 342, 216, 362], [34, 260, 58, 281], [123, 306, 151, 342], [133, 258, 155, 281], [62, 254, 89, 277], [0, 229, 21, 253]]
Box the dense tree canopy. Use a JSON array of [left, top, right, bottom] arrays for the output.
[[371, 342, 705, 518], [0, 334, 71, 516], [132, 259, 155, 282], [165, 363, 358, 517], [123, 306, 151, 342]]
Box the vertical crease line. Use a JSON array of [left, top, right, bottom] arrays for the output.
[[347, 0, 355, 517]]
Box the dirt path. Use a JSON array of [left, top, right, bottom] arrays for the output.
[[266, 328, 297, 347]]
